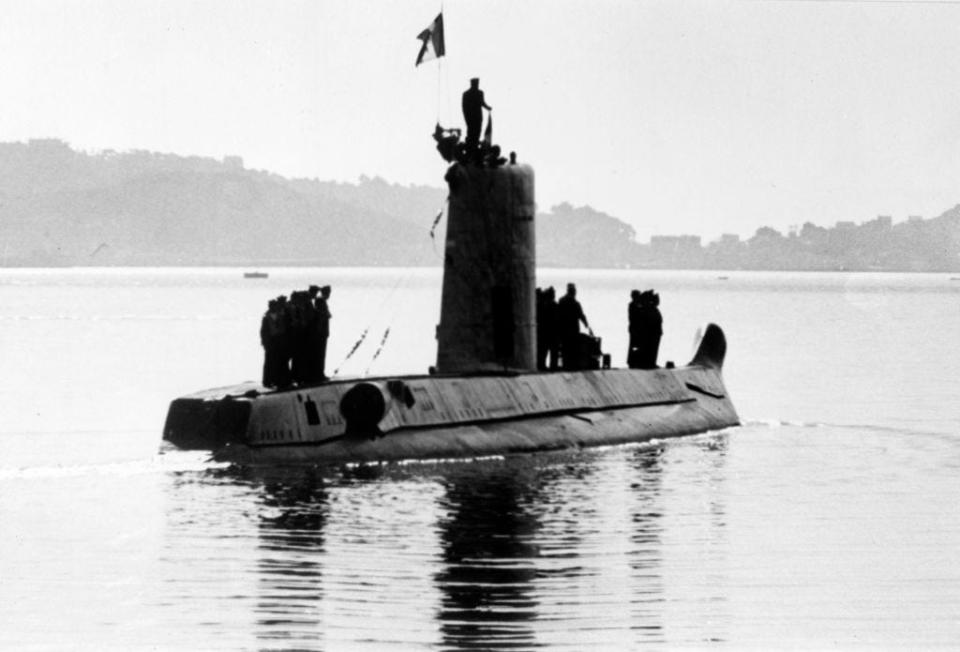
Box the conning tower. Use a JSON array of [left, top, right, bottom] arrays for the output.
[[436, 163, 537, 373]]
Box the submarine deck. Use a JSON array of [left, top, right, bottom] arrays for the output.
[[163, 364, 738, 464]]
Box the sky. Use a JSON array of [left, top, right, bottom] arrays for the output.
[[2, 0, 960, 241]]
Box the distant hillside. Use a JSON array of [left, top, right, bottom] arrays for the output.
[[537, 202, 642, 268], [0, 140, 450, 266], [3, 139, 957, 271], [0, 140, 635, 267]]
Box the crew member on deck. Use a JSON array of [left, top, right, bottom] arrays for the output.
[[260, 298, 290, 388], [635, 290, 663, 369], [557, 283, 590, 370], [288, 290, 315, 384], [627, 289, 642, 369], [536, 288, 548, 370], [545, 287, 560, 370], [314, 285, 332, 381], [536, 286, 559, 371], [299, 285, 323, 383], [462, 77, 491, 149], [433, 123, 462, 162]]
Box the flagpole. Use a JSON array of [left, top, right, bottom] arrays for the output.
[[438, 0, 446, 124], [437, 58, 443, 123]]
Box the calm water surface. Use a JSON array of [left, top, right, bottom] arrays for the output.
[[1, 267, 959, 650]]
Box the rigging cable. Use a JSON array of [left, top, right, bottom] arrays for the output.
[[333, 212, 436, 375], [358, 203, 448, 372], [363, 327, 392, 376], [341, 2, 449, 376], [333, 326, 370, 376]]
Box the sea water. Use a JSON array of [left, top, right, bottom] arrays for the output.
[[1, 267, 958, 649]]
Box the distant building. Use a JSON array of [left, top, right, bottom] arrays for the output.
[[650, 235, 702, 255], [27, 138, 73, 154], [709, 233, 743, 257], [835, 220, 855, 229], [28, 138, 68, 148], [875, 215, 892, 229]]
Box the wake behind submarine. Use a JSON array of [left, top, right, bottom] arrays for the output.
[[162, 148, 739, 465]]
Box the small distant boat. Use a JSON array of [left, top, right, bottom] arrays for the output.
[[717, 275, 729, 280], [950, 277, 960, 281], [244, 271, 268, 279]]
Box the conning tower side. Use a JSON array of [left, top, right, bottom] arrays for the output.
[[436, 163, 536, 373]]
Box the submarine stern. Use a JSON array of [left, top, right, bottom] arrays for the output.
[[162, 386, 255, 450]]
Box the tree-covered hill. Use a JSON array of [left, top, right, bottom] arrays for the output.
[[2, 139, 958, 271], [0, 140, 447, 266], [0, 140, 638, 267]]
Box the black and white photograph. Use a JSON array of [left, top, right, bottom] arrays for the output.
[[2, 1, 959, 649]]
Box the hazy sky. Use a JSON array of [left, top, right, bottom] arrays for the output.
[[2, 0, 959, 240]]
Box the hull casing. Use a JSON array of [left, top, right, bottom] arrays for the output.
[[163, 325, 737, 465]]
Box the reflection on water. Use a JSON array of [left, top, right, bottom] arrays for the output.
[[434, 465, 545, 649], [144, 427, 960, 649], [6, 423, 955, 649], [627, 449, 666, 643], [216, 443, 714, 650], [256, 469, 328, 649]]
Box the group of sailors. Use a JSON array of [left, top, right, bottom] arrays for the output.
[[259, 281, 663, 385], [536, 283, 594, 371], [537, 283, 664, 371], [627, 289, 663, 370], [260, 285, 332, 388]]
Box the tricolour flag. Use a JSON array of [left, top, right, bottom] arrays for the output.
[[415, 13, 445, 66]]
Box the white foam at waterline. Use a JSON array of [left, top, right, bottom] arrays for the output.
[[0, 451, 226, 480]]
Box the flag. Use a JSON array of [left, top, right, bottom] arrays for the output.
[[415, 13, 445, 66]]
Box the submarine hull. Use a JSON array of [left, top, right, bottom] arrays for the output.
[[213, 386, 735, 465], [163, 325, 738, 465]]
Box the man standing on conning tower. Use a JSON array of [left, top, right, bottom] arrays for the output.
[[462, 77, 491, 149]]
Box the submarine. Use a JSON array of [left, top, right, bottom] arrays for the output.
[[163, 160, 739, 465]]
